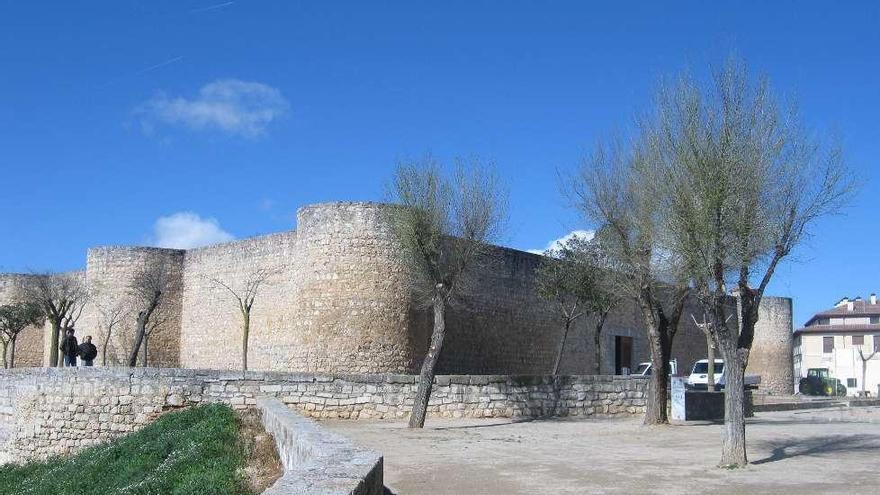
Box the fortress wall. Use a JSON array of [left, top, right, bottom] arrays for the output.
[[273, 202, 714, 376], [437, 252, 713, 376], [179, 231, 298, 371], [746, 296, 794, 395], [435, 250, 559, 374], [436, 249, 605, 375], [82, 247, 184, 368], [288, 203, 425, 373], [0, 201, 796, 386], [0, 274, 46, 368]]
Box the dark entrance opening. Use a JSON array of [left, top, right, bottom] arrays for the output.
[[615, 335, 633, 375]]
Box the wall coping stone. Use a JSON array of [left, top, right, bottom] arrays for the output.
[[0, 367, 651, 383], [256, 397, 383, 495]]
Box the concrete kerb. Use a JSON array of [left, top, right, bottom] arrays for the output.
[[753, 397, 880, 413], [256, 397, 384, 495]]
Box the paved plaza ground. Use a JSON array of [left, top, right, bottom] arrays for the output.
[[323, 406, 880, 494]]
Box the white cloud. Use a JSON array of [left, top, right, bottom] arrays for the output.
[[259, 198, 275, 211], [527, 230, 595, 255], [152, 212, 234, 249], [136, 79, 289, 137]]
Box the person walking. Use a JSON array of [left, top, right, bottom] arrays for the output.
[[79, 335, 98, 367], [60, 327, 79, 367]]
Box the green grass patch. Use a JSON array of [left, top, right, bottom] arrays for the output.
[[0, 404, 254, 495]]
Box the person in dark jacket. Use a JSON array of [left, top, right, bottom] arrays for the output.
[[60, 327, 79, 367], [78, 336, 98, 367]]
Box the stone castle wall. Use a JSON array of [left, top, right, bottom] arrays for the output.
[[439, 248, 578, 374], [0, 368, 648, 464], [180, 231, 298, 371], [0, 201, 794, 391]]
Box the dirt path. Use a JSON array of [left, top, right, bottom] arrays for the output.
[[323, 406, 880, 494]]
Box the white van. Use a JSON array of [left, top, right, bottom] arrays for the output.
[[687, 359, 725, 389], [687, 359, 761, 390], [632, 359, 678, 376]]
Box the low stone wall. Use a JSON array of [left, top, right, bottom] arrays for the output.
[[257, 397, 383, 495], [0, 368, 647, 463]]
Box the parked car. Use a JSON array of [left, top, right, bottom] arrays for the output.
[[687, 359, 760, 390], [632, 359, 678, 376]]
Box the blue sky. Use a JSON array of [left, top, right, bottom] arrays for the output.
[[0, 1, 877, 326]]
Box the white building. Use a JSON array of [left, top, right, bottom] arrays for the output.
[[794, 294, 880, 397]]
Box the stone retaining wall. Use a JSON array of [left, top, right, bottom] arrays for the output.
[[0, 368, 647, 463], [256, 397, 384, 495]]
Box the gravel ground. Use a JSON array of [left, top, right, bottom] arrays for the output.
[[322, 406, 880, 494]]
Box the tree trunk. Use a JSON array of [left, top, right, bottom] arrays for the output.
[[593, 312, 608, 375], [128, 296, 159, 367], [142, 333, 148, 367], [102, 325, 113, 366], [718, 347, 748, 467], [552, 320, 571, 376], [57, 329, 65, 367], [129, 317, 146, 367], [242, 310, 250, 373], [409, 298, 446, 428], [48, 318, 60, 367], [1, 340, 7, 369], [862, 357, 868, 396], [9, 336, 17, 369], [644, 333, 672, 425], [129, 316, 148, 367], [706, 336, 715, 391]]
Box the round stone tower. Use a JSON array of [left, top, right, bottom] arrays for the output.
[[286, 202, 428, 373], [83, 246, 185, 368], [746, 296, 794, 395]]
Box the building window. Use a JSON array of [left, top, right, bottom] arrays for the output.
[[853, 335, 864, 346], [875, 335, 880, 353], [847, 378, 857, 388], [871, 316, 879, 324], [823, 336, 834, 353], [815, 318, 830, 326]]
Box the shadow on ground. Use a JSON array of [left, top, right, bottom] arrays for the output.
[[432, 418, 536, 430], [752, 434, 880, 465]]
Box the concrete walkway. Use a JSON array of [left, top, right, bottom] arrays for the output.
[[323, 406, 880, 494]]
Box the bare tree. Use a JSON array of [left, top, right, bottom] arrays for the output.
[[571, 142, 690, 425], [128, 259, 172, 367], [0, 332, 7, 369], [92, 292, 129, 366], [385, 156, 508, 428], [857, 348, 877, 397], [0, 302, 45, 368], [653, 59, 853, 467], [140, 308, 171, 367], [209, 268, 275, 373], [22, 273, 86, 367], [535, 235, 617, 375]]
